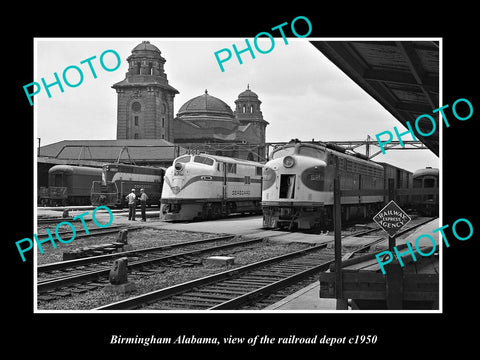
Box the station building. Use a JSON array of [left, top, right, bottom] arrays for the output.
[[37, 40, 268, 189], [173, 86, 268, 161], [111, 41, 268, 161]]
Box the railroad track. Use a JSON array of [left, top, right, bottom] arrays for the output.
[[95, 216, 436, 311], [37, 235, 262, 299], [94, 243, 342, 310], [36, 224, 142, 240]]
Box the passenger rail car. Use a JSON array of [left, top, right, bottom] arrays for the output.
[[39, 165, 102, 206], [91, 163, 164, 208], [262, 141, 386, 231], [411, 167, 439, 216], [160, 154, 263, 221]]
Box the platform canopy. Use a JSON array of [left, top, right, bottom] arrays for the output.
[[311, 41, 439, 156], [38, 139, 186, 166]]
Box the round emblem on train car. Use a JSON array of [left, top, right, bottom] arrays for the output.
[[301, 166, 325, 191]]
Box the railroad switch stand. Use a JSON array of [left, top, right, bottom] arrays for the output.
[[105, 257, 136, 295], [115, 229, 133, 251], [110, 257, 128, 285]]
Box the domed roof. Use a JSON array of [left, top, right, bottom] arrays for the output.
[[177, 90, 234, 117], [237, 85, 259, 99], [132, 41, 161, 54]]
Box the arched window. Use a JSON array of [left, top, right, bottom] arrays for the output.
[[242, 105, 246, 113], [250, 105, 254, 113], [162, 103, 166, 114]]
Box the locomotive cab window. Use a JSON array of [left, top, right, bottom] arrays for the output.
[[193, 156, 214, 166], [298, 146, 325, 160], [272, 146, 295, 159], [175, 155, 191, 164]]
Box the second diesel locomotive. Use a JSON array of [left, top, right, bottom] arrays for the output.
[[160, 154, 263, 221], [262, 140, 414, 231], [91, 163, 164, 208]]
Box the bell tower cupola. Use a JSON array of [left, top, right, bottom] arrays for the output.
[[113, 41, 179, 141], [234, 84, 269, 144]]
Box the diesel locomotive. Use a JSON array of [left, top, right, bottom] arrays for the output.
[[262, 140, 413, 231], [160, 154, 263, 221], [91, 163, 164, 208]]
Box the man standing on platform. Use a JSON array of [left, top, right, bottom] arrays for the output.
[[140, 188, 149, 221], [126, 188, 136, 221]]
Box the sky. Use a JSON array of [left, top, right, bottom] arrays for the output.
[[34, 38, 440, 173]]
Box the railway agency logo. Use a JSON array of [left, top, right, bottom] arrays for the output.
[[373, 200, 411, 237]]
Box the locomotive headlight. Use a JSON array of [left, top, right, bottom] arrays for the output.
[[283, 156, 295, 168], [174, 162, 183, 171]]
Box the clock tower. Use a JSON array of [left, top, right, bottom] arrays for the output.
[[113, 41, 179, 140]]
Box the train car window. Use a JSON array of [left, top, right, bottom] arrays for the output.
[[227, 163, 237, 174], [413, 178, 422, 188], [193, 156, 214, 166], [54, 173, 63, 187], [272, 146, 295, 159], [424, 178, 436, 188], [245, 176, 251, 184], [256, 166, 262, 176]]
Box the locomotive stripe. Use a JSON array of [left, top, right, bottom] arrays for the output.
[[164, 175, 261, 193], [162, 197, 261, 204], [262, 201, 325, 207]]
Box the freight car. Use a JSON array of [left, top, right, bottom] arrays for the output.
[[160, 154, 263, 221], [411, 167, 439, 216], [262, 140, 386, 231], [91, 163, 164, 208], [39, 165, 102, 206], [377, 162, 413, 208]]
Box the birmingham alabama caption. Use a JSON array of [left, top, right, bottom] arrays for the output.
[[29, 23, 454, 317]]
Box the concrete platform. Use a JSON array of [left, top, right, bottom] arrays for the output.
[[265, 282, 337, 311]]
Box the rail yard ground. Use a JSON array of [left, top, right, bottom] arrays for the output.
[[35, 207, 438, 311]]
